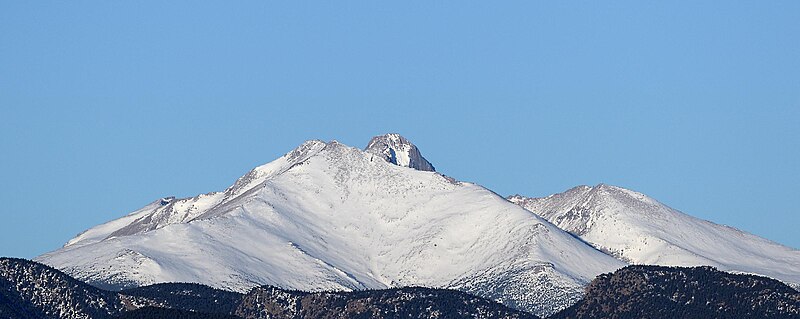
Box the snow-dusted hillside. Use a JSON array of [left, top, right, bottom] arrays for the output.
[[508, 184, 800, 289], [36, 135, 624, 317]]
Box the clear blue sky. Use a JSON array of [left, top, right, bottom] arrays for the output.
[[1, 2, 798, 258]]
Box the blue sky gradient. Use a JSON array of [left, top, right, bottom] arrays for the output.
[[1, 2, 798, 257]]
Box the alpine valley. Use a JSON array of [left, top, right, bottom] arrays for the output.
[[6, 134, 798, 318]]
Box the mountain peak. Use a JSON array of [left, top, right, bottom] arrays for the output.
[[509, 184, 800, 288], [364, 133, 435, 172]]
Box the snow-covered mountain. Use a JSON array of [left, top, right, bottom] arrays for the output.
[[35, 134, 624, 317], [508, 184, 800, 289]]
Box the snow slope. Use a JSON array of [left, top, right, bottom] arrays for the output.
[[36, 135, 624, 317], [508, 184, 800, 289]]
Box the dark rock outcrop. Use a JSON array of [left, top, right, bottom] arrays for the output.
[[365, 133, 435, 172]]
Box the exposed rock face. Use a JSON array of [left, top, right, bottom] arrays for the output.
[[551, 265, 800, 319], [365, 133, 435, 172]]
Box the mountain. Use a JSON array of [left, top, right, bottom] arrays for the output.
[[0, 258, 538, 319], [508, 184, 800, 289], [35, 134, 624, 316], [119, 283, 243, 315], [234, 286, 537, 319], [0, 257, 246, 319], [114, 307, 241, 319], [0, 257, 124, 319], [5, 258, 798, 319], [551, 265, 800, 319]]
